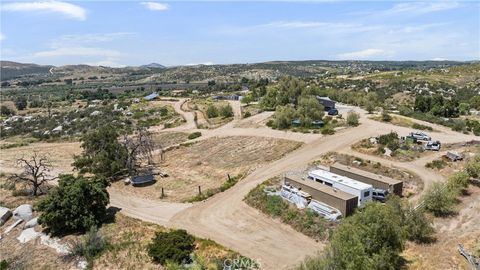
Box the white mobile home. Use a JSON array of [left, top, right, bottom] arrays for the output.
[[307, 169, 373, 206]]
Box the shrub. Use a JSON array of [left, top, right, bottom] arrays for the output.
[[412, 123, 433, 131], [346, 111, 360, 126], [219, 104, 233, 118], [422, 182, 456, 217], [403, 207, 435, 243], [12, 189, 30, 197], [37, 175, 109, 235], [425, 159, 447, 170], [15, 97, 27, 110], [187, 132, 202, 140], [148, 230, 195, 265], [265, 195, 288, 216], [321, 126, 335, 135], [0, 105, 15, 116], [382, 111, 392, 122], [243, 111, 251, 118], [446, 171, 470, 195], [70, 227, 109, 267], [206, 105, 218, 118], [465, 155, 480, 179], [378, 132, 399, 145]]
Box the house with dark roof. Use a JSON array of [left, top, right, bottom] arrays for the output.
[[316, 96, 336, 111]]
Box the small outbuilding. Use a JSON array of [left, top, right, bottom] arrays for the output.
[[144, 93, 159, 101], [316, 96, 336, 111], [131, 174, 155, 186], [284, 175, 358, 217]]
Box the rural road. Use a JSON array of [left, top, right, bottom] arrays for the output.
[[2, 98, 476, 269], [110, 102, 478, 269]]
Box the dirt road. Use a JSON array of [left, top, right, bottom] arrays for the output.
[[2, 100, 478, 269]]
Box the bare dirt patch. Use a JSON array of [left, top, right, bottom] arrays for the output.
[[151, 131, 189, 149], [403, 185, 480, 270], [315, 152, 424, 197], [111, 136, 302, 202]]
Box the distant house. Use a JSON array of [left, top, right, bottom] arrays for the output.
[[212, 95, 240, 101], [316, 96, 336, 111], [144, 92, 159, 101]]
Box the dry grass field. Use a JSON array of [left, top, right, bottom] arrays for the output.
[[111, 136, 302, 202]]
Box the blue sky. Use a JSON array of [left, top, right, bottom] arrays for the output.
[[1, 1, 479, 67]]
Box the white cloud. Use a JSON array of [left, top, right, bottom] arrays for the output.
[[431, 57, 448, 61], [86, 60, 126, 68], [387, 2, 460, 15], [33, 47, 120, 58], [50, 32, 134, 47], [225, 21, 381, 35], [141, 2, 169, 11], [1, 1, 87, 20], [337, 49, 393, 60], [185, 61, 214, 66], [0, 33, 5, 41]]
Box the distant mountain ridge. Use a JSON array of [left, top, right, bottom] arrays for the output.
[[0, 61, 53, 80], [140, 63, 166, 69], [0, 61, 170, 80]]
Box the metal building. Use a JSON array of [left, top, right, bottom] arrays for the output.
[[330, 162, 403, 196], [284, 175, 358, 217]]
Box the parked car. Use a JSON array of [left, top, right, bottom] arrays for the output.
[[425, 140, 441, 151], [410, 131, 431, 141], [372, 189, 389, 202], [327, 108, 338, 116]]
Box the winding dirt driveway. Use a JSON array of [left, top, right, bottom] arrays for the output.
[[106, 102, 479, 269]]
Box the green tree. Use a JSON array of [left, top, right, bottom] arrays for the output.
[[317, 202, 406, 270], [241, 95, 254, 106], [459, 103, 470, 115], [15, 96, 27, 110], [148, 230, 195, 265], [346, 112, 360, 127], [365, 101, 376, 114], [273, 105, 297, 129], [470, 96, 480, 110], [422, 182, 456, 217], [37, 175, 109, 235], [73, 125, 127, 179], [297, 95, 324, 127]]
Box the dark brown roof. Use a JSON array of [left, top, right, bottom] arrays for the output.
[[285, 175, 357, 201], [331, 162, 402, 185]]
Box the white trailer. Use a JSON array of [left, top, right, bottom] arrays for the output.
[[307, 169, 373, 206]]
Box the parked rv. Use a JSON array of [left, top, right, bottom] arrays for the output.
[[307, 169, 373, 206]]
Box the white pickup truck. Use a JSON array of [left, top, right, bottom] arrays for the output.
[[410, 131, 431, 141]]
